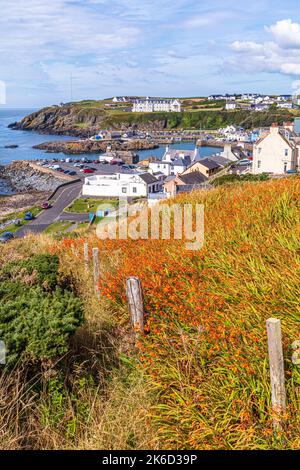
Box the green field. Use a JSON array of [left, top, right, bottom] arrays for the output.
[[65, 198, 119, 214], [0, 207, 41, 235], [44, 221, 74, 235]]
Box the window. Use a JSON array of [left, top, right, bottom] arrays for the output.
[[284, 149, 288, 157], [258, 161, 261, 169], [258, 148, 262, 154], [122, 188, 127, 193], [284, 163, 287, 173], [132, 187, 137, 193]]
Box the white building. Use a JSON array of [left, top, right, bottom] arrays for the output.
[[149, 147, 199, 176], [82, 172, 161, 198], [277, 102, 293, 109], [252, 123, 299, 174], [132, 97, 181, 113], [225, 101, 237, 110]]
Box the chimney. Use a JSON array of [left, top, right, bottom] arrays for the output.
[[284, 121, 294, 132], [270, 122, 279, 134]]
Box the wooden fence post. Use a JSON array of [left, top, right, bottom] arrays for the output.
[[92, 247, 100, 299], [266, 318, 287, 430], [84, 243, 89, 270], [126, 277, 144, 334]]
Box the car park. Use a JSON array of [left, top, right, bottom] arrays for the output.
[[83, 168, 95, 173]]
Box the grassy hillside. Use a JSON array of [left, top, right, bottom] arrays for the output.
[[14, 99, 300, 135], [0, 177, 299, 449], [64, 101, 300, 130]]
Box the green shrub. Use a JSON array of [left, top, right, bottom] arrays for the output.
[[212, 173, 269, 186], [0, 254, 83, 368]]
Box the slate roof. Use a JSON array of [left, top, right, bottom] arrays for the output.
[[179, 172, 208, 184], [164, 175, 176, 183], [208, 155, 232, 166], [196, 158, 221, 170], [138, 173, 158, 184], [176, 183, 211, 193], [173, 157, 191, 167]]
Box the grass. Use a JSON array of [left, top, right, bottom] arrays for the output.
[[44, 221, 74, 235], [0, 207, 41, 235], [0, 177, 299, 449], [65, 198, 119, 214]]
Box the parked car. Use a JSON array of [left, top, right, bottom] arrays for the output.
[[68, 171, 77, 176], [83, 168, 95, 173], [41, 202, 51, 210], [24, 212, 34, 221], [0, 232, 14, 243]]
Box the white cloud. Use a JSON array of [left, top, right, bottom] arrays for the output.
[[184, 10, 235, 28], [266, 19, 300, 48], [225, 19, 300, 79], [231, 41, 265, 53]]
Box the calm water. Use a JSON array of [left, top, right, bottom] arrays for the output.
[[0, 108, 76, 165], [0, 108, 222, 193], [138, 141, 222, 160]]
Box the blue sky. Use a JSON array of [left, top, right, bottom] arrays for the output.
[[1, 0, 300, 107]]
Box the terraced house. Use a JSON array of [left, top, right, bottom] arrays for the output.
[[252, 121, 300, 174]]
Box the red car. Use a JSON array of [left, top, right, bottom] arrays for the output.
[[41, 202, 52, 209], [83, 168, 95, 173]]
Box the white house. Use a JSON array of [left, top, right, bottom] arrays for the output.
[[252, 123, 299, 174], [225, 101, 237, 110], [82, 172, 161, 198], [149, 147, 198, 176], [277, 102, 293, 109], [132, 97, 181, 113]]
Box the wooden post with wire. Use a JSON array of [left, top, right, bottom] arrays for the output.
[[266, 318, 287, 430], [126, 277, 144, 334], [84, 243, 89, 271], [92, 247, 100, 299]]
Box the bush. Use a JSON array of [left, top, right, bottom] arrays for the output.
[[0, 254, 83, 368], [212, 173, 269, 186]]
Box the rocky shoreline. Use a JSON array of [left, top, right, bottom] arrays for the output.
[[0, 161, 71, 193], [33, 138, 158, 155]]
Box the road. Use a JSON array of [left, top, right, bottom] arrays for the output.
[[15, 160, 135, 237], [17, 181, 85, 237]]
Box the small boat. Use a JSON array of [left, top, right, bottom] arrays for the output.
[[4, 144, 18, 149]]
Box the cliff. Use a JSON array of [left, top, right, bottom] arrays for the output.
[[9, 100, 300, 137], [9, 102, 169, 137]]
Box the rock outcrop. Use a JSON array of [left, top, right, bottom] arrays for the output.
[[0, 161, 70, 193], [9, 103, 169, 137], [33, 138, 157, 155]]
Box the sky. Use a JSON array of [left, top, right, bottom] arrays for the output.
[[1, 0, 300, 107]]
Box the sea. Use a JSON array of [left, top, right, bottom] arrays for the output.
[[0, 108, 222, 194]]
